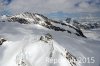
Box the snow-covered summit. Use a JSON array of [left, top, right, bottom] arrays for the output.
[[0, 12, 86, 38], [0, 12, 100, 66]]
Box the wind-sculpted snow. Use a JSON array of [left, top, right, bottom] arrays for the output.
[[0, 12, 100, 66]]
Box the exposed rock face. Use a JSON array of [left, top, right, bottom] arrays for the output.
[[39, 34, 78, 66], [72, 20, 100, 30], [65, 51, 77, 66], [0, 12, 86, 38], [65, 18, 71, 23], [0, 38, 6, 45], [8, 17, 29, 24], [40, 33, 53, 43]]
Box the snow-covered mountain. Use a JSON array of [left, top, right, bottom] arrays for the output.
[[0, 12, 86, 38], [72, 21, 100, 30], [0, 12, 100, 66], [64, 18, 100, 30]]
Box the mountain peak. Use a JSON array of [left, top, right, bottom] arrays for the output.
[[0, 12, 86, 38]]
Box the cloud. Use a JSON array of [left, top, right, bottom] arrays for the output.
[[0, 0, 6, 8], [0, 0, 100, 15]]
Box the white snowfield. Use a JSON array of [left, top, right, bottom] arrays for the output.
[[0, 13, 100, 66]]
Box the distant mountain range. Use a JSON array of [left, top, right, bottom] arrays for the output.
[[0, 12, 100, 66]]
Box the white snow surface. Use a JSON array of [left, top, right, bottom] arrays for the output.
[[0, 16, 100, 66]]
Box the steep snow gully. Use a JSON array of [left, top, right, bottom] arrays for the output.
[[0, 12, 100, 66]]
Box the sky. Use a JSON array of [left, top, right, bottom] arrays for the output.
[[0, 0, 100, 19]]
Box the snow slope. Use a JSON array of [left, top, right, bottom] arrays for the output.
[[0, 13, 100, 66]]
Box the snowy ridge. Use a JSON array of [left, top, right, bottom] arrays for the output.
[[0, 12, 86, 38], [0, 12, 100, 66], [64, 18, 100, 30]]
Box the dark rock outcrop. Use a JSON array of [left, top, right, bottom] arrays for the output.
[[40, 33, 53, 43], [0, 12, 86, 38], [0, 38, 6, 45]]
